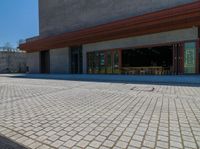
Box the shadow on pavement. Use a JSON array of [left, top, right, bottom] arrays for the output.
[[2, 74, 200, 87], [0, 135, 27, 149]]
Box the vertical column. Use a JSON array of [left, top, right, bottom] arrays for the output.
[[119, 49, 122, 74], [179, 42, 184, 75], [173, 44, 178, 75], [196, 39, 200, 74]]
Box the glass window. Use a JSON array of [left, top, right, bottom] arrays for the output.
[[184, 42, 196, 74]]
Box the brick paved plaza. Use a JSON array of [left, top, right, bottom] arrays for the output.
[[0, 75, 200, 149]]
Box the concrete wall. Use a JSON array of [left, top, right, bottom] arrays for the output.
[[50, 47, 70, 74], [27, 52, 40, 73], [39, 0, 197, 36], [82, 28, 198, 73], [0, 52, 27, 73]]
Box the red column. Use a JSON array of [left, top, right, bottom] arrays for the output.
[[179, 42, 184, 75]]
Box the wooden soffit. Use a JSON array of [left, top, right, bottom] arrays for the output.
[[20, 1, 200, 52]]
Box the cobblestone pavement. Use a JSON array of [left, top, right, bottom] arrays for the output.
[[0, 76, 200, 149]]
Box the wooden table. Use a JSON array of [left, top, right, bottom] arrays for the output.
[[121, 67, 166, 75]]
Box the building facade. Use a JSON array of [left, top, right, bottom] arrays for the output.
[[0, 51, 27, 73], [20, 0, 200, 75]]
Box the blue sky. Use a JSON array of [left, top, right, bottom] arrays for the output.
[[0, 0, 39, 48]]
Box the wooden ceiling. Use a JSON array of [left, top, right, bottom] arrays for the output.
[[20, 1, 200, 52]]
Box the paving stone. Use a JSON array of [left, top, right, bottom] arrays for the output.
[[89, 140, 102, 148], [103, 140, 115, 148], [120, 135, 131, 143], [0, 75, 199, 149], [29, 142, 42, 148], [63, 140, 77, 148], [76, 140, 90, 148], [183, 141, 197, 148], [129, 140, 142, 148], [143, 140, 155, 148], [170, 141, 183, 148], [23, 139, 35, 146], [37, 144, 50, 149], [116, 141, 128, 148], [95, 135, 107, 142], [48, 135, 60, 142], [84, 135, 95, 141], [51, 140, 64, 148], [72, 135, 83, 142], [45, 131, 56, 137], [59, 135, 70, 142]]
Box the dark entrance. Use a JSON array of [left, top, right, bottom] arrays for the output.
[[121, 46, 174, 75], [70, 46, 82, 74], [40, 50, 50, 73]]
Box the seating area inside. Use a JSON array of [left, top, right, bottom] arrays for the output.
[[87, 45, 174, 75], [121, 46, 173, 75]]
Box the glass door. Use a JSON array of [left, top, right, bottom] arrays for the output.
[[70, 46, 83, 74]]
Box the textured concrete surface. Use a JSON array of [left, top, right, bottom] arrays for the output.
[[39, 0, 197, 36], [27, 52, 40, 74], [0, 74, 200, 149], [50, 48, 70, 74]]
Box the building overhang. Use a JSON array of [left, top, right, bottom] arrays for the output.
[[20, 1, 200, 52]]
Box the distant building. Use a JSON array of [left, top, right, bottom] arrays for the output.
[[20, 0, 200, 75], [0, 47, 18, 52], [0, 51, 27, 73]]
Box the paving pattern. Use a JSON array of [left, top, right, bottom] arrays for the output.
[[0, 76, 200, 149]]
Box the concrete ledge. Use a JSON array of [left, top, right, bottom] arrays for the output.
[[2, 74, 200, 86]]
